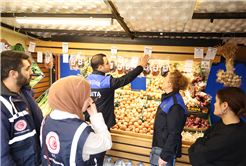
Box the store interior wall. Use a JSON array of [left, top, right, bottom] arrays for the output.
[[0, 27, 40, 49]]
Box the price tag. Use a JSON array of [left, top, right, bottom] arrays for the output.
[[205, 47, 217, 60], [28, 42, 36, 52], [184, 59, 193, 73], [194, 47, 204, 59], [201, 58, 210, 69], [131, 57, 139, 68], [144, 46, 152, 58], [0, 42, 5, 52], [111, 46, 117, 58], [63, 54, 69, 63], [62, 43, 69, 53], [37, 52, 43, 63]]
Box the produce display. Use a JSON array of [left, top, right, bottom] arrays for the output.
[[182, 130, 204, 142], [110, 60, 212, 137], [36, 89, 53, 117], [29, 55, 45, 87]]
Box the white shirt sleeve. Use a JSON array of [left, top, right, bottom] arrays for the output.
[[82, 113, 112, 161]]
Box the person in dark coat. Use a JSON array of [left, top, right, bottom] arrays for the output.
[[1, 50, 43, 166], [152, 69, 189, 166], [188, 87, 246, 166], [85, 53, 149, 165]]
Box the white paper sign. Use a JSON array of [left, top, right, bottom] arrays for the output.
[[0, 42, 5, 52], [144, 46, 152, 58], [37, 52, 43, 63], [205, 47, 217, 60], [111, 46, 117, 58], [194, 47, 204, 59], [131, 57, 139, 68], [184, 59, 193, 73], [62, 43, 69, 53], [63, 54, 69, 63], [201, 58, 210, 69], [28, 42, 36, 52]]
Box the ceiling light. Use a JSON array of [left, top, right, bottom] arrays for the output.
[[15, 17, 113, 26]]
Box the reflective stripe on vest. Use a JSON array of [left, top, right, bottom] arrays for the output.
[[0, 96, 14, 115], [9, 129, 36, 145], [70, 122, 88, 166], [8, 110, 29, 122], [1, 96, 37, 145]]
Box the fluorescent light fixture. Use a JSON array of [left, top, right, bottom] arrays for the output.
[[15, 17, 113, 26]]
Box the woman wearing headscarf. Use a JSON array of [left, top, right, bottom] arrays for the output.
[[40, 76, 112, 166], [151, 70, 189, 166]]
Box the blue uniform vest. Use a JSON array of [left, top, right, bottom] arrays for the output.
[[41, 117, 96, 166], [160, 93, 188, 114], [0, 96, 41, 166], [86, 74, 111, 89]]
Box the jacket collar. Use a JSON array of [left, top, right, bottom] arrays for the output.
[[161, 91, 179, 101], [92, 70, 106, 76], [1, 81, 31, 97], [50, 110, 80, 120]]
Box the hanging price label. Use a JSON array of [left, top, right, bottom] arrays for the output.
[[0, 42, 5, 52], [37, 52, 43, 63], [201, 58, 210, 69], [63, 54, 69, 63], [62, 43, 69, 53], [28, 42, 36, 52], [194, 47, 204, 59], [184, 59, 193, 73], [111, 46, 117, 58], [205, 47, 217, 60], [144, 46, 152, 58]]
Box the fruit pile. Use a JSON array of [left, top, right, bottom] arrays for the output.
[[185, 114, 210, 129]]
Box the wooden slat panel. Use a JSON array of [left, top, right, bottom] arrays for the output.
[[33, 86, 49, 93], [105, 152, 191, 166], [33, 47, 220, 62], [111, 142, 151, 156], [43, 72, 50, 77], [34, 92, 44, 99], [36, 77, 49, 83], [111, 133, 152, 148], [106, 150, 149, 163], [26, 40, 208, 53], [32, 82, 49, 88]]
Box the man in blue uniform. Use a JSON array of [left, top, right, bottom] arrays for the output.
[[85, 53, 149, 165], [1, 50, 43, 166]]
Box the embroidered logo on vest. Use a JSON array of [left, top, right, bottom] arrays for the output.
[[14, 120, 27, 131], [46, 132, 60, 154]]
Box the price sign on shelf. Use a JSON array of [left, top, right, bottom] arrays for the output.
[[111, 46, 117, 58], [201, 58, 210, 69], [194, 47, 204, 59], [62, 43, 69, 53], [28, 42, 36, 52], [37, 52, 43, 63], [0, 42, 5, 52], [144, 46, 152, 58], [63, 54, 69, 63], [184, 59, 193, 73], [205, 47, 217, 60]]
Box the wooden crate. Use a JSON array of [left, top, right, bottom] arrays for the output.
[[107, 130, 192, 166]]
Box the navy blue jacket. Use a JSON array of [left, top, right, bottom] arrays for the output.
[[85, 66, 143, 128], [152, 91, 187, 162], [41, 116, 96, 166], [1, 81, 43, 166]]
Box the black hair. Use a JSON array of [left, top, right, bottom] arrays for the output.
[[91, 54, 107, 70], [1, 50, 30, 80]]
